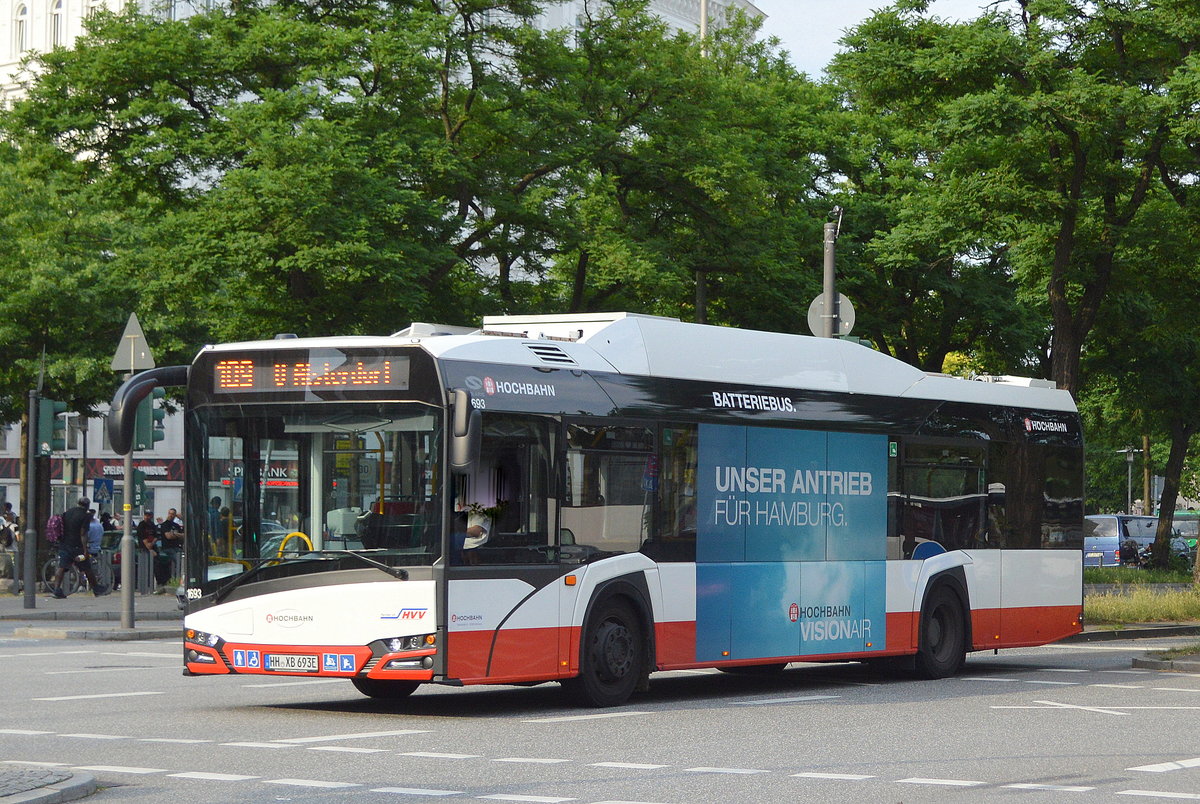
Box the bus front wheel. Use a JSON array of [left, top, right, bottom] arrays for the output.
[[915, 586, 966, 679], [351, 678, 420, 700], [564, 599, 644, 708]]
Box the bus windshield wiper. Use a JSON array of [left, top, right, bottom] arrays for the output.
[[210, 550, 406, 603], [211, 559, 275, 604], [316, 550, 409, 580]]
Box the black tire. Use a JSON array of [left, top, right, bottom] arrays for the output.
[[718, 663, 788, 675], [350, 678, 420, 700], [914, 585, 966, 679], [563, 599, 644, 708]]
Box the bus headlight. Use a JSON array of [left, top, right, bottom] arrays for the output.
[[373, 634, 436, 654], [387, 634, 434, 652], [185, 628, 221, 648]]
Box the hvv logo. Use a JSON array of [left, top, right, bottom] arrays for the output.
[[381, 607, 429, 620]]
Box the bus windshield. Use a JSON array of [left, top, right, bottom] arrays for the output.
[[185, 402, 442, 591]]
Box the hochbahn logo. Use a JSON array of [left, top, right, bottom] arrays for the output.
[[479, 376, 556, 397], [1024, 417, 1068, 433]]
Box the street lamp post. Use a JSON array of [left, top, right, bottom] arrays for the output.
[[1117, 448, 1140, 513]]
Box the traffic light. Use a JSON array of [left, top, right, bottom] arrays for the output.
[[36, 398, 68, 456], [133, 388, 166, 451], [130, 468, 147, 507]]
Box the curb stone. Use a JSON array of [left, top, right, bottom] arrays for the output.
[[1131, 657, 1200, 672], [1060, 623, 1200, 642], [0, 770, 95, 804], [12, 625, 178, 641]]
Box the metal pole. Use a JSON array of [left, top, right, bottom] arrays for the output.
[[1126, 453, 1133, 514], [1143, 434, 1152, 515], [822, 221, 838, 338], [120, 371, 135, 629], [699, 0, 708, 56], [23, 389, 38, 608]]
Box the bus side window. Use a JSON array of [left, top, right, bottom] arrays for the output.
[[640, 425, 697, 563], [561, 422, 653, 559]]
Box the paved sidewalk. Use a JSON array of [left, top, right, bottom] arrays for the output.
[[0, 768, 95, 804], [0, 587, 181, 640]]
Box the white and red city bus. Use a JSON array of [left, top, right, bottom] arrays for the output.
[[109, 313, 1084, 706]]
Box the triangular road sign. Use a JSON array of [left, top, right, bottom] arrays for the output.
[[111, 312, 156, 371]]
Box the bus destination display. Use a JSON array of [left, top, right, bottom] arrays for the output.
[[212, 353, 410, 394]]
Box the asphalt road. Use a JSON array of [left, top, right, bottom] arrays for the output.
[[2, 633, 1199, 803]]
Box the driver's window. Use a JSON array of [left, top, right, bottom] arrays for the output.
[[453, 415, 555, 565]]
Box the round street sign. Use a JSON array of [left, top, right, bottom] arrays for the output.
[[807, 293, 855, 337]]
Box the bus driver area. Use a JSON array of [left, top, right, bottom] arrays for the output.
[[107, 312, 1083, 707]]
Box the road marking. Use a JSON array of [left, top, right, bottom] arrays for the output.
[[47, 666, 175, 675], [308, 746, 389, 754], [493, 757, 572, 764], [401, 752, 480, 759], [525, 711, 651, 723], [685, 767, 769, 774], [170, 772, 260, 781], [61, 733, 127, 740], [264, 778, 361, 788], [372, 788, 463, 796], [140, 738, 212, 744], [1128, 757, 1200, 773], [35, 691, 163, 702], [992, 700, 1128, 716], [101, 651, 178, 658], [791, 772, 875, 780], [1102, 670, 1152, 673], [274, 729, 428, 743], [477, 796, 577, 803], [590, 762, 670, 770], [0, 650, 96, 658], [74, 765, 166, 775], [961, 677, 1018, 682], [0, 729, 52, 735], [1043, 668, 1089, 673], [1004, 783, 1094, 792], [241, 679, 341, 688], [898, 777, 984, 787], [1117, 792, 1200, 800], [1023, 680, 1081, 686], [221, 742, 294, 749], [1152, 688, 1200, 693], [1091, 684, 1145, 689], [733, 695, 840, 705]]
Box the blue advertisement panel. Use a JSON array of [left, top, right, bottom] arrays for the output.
[[695, 424, 888, 662]]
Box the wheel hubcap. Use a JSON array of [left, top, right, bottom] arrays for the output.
[[593, 620, 633, 682]]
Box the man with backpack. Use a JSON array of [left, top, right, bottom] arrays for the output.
[[49, 497, 108, 598]]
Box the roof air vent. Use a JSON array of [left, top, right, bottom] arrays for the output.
[[525, 343, 577, 366]]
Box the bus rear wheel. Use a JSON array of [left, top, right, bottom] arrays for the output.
[[915, 586, 966, 679], [564, 599, 644, 708], [351, 678, 420, 700]]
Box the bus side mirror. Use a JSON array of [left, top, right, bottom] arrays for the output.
[[449, 388, 480, 473]]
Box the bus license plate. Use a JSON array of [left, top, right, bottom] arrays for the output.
[[266, 654, 318, 672]]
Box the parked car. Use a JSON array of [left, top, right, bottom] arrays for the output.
[[1083, 514, 1191, 567]]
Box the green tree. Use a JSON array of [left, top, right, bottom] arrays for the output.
[[832, 0, 1193, 394]]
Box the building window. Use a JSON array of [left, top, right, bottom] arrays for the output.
[[51, 0, 64, 47], [14, 5, 28, 54]]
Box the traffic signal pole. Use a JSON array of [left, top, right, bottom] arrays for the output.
[[121, 374, 135, 629], [23, 390, 38, 608]]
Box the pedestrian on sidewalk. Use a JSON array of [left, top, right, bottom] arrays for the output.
[[50, 497, 108, 598], [137, 511, 170, 594]]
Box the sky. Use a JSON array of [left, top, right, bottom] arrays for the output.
[[751, 0, 992, 77]]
